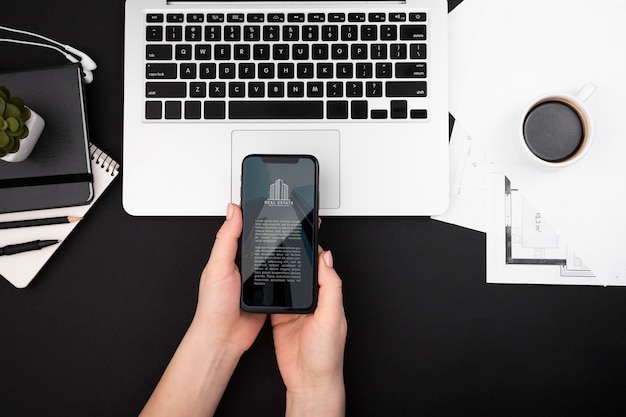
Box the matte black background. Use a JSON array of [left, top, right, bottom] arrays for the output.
[[2, 1, 626, 416]]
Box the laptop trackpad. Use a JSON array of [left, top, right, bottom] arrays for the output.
[[231, 130, 340, 209]]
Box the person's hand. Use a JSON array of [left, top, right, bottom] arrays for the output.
[[140, 204, 266, 417], [194, 203, 267, 354], [271, 248, 348, 417]]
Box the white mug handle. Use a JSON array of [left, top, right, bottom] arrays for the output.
[[576, 82, 597, 102]]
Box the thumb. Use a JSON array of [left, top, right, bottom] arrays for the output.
[[315, 250, 345, 324], [207, 203, 242, 268]]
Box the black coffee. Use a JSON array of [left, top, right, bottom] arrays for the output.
[[523, 100, 585, 162]]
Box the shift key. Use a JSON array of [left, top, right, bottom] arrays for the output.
[[146, 82, 186, 98], [385, 81, 427, 97]]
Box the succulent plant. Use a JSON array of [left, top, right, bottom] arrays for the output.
[[0, 86, 31, 158]]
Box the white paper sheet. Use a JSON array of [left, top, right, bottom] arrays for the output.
[[449, 0, 626, 285]]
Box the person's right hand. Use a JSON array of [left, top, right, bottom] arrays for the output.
[[271, 249, 348, 417]]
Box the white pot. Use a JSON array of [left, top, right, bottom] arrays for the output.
[[1, 108, 45, 163]]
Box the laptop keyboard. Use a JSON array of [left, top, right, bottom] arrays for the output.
[[144, 11, 429, 121]]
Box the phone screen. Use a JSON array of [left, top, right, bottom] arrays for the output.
[[240, 155, 319, 313]]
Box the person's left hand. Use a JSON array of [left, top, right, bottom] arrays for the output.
[[194, 203, 267, 355]]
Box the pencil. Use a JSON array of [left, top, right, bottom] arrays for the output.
[[0, 216, 82, 230]]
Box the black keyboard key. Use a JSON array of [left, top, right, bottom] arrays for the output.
[[145, 101, 162, 119], [331, 44, 349, 60], [258, 63, 275, 78], [207, 14, 224, 23], [283, 25, 299, 41], [400, 25, 426, 40], [167, 14, 184, 23], [268, 13, 285, 23], [317, 63, 333, 78], [229, 82, 245, 97], [322, 25, 339, 41], [146, 63, 177, 79], [391, 100, 407, 118], [165, 26, 183, 41], [385, 81, 427, 97], [366, 81, 383, 97], [180, 63, 197, 79], [371, 44, 387, 59], [205, 26, 221, 41], [165, 101, 182, 119], [268, 82, 284, 97], [312, 44, 329, 60], [147, 14, 164, 23], [369, 13, 386, 22], [375, 62, 392, 78], [329, 13, 345, 22], [146, 26, 163, 41], [288, 13, 305, 22], [390, 43, 407, 59], [234, 44, 251, 60], [293, 44, 309, 60], [204, 101, 226, 119], [209, 82, 226, 97], [326, 81, 343, 97], [225, 26, 241, 41], [185, 26, 202, 41], [361, 25, 378, 40], [410, 44, 427, 59], [278, 63, 295, 79], [247, 13, 264, 22], [190, 82, 207, 97], [288, 82, 305, 97], [327, 101, 348, 119], [381, 25, 398, 40], [146, 82, 186, 98], [348, 13, 366, 22], [351, 100, 368, 119], [297, 63, 314, 78], [341, 25, 358, 41], [389, 12, 406, 22], [219, 63, 236, 79], [308, 13, 325, 22], [410, 109, 428, 119], [336, 63, 353, 78], [346, 81, 363, 97], [307, 82, 324, 97], [356, 63, 373, 78], [253, 44, 270, 60], [214, 45, 231, 60], [371, 109, 387, 119], [227, 13, 245, 23], [187, 14, 204, 23], [351, 44, 368, 59], [185, 101, 202, 119], [263, 25, 280, 41], [409, 13, 427, 22], [395, 63, 426, 78], [244, 25, 261, 41], [175, 45, 193, 60], [239, 63, 255, 78], [195, 45, 212, 60], [200, 63, 216, 79], [248, 82, 265, 97], [229, 101, 324, 119], [302, 26, 319, 41], [273, 44, 290, 60]]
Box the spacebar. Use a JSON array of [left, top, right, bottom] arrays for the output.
[[229, 101, 324, 119]]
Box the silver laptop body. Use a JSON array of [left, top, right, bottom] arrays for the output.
[[123, 0, 449, 216]]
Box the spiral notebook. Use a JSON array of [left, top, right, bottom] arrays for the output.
[[0, 143, 120, 288]]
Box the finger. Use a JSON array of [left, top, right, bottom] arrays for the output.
[[207, 203, 242, 267], [315, 250, 345, 323]]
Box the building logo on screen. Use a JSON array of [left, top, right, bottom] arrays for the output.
[[265, 179, 293, 207]]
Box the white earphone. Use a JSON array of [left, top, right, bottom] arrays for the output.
[[0, 25, 97, 84]]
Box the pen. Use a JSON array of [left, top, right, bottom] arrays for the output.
[[0, 240, 60, 256], [0, 216, 81, 230]]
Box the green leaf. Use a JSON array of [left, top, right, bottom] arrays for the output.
[[0, 130, 10, 147], [6, 136, 19, 153], [0, 97, 5, 116], [6, 117, 19, 132], [0, 117, 7, 132], [4, 103, 20, 119], [8, 96, 24, 108], [0, 86, 8, 103]]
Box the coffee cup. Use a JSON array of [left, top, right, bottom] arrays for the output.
[[519, 83, 596, 167]]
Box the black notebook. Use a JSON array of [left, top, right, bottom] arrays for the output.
[[0, 64, 93, 213]]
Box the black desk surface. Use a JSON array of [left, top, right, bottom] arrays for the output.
[[2, 1, 625, 416]]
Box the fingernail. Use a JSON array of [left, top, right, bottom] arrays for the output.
[[226, 203, 234, 220], [323, 250, 334, 268]]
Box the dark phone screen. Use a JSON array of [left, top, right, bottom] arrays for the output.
[[241, 155, 318, 312]]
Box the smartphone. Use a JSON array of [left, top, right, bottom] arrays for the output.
[[240, 154, 319, 313]]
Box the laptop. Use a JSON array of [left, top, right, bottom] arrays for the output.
[[123, 0, 449, 216]]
